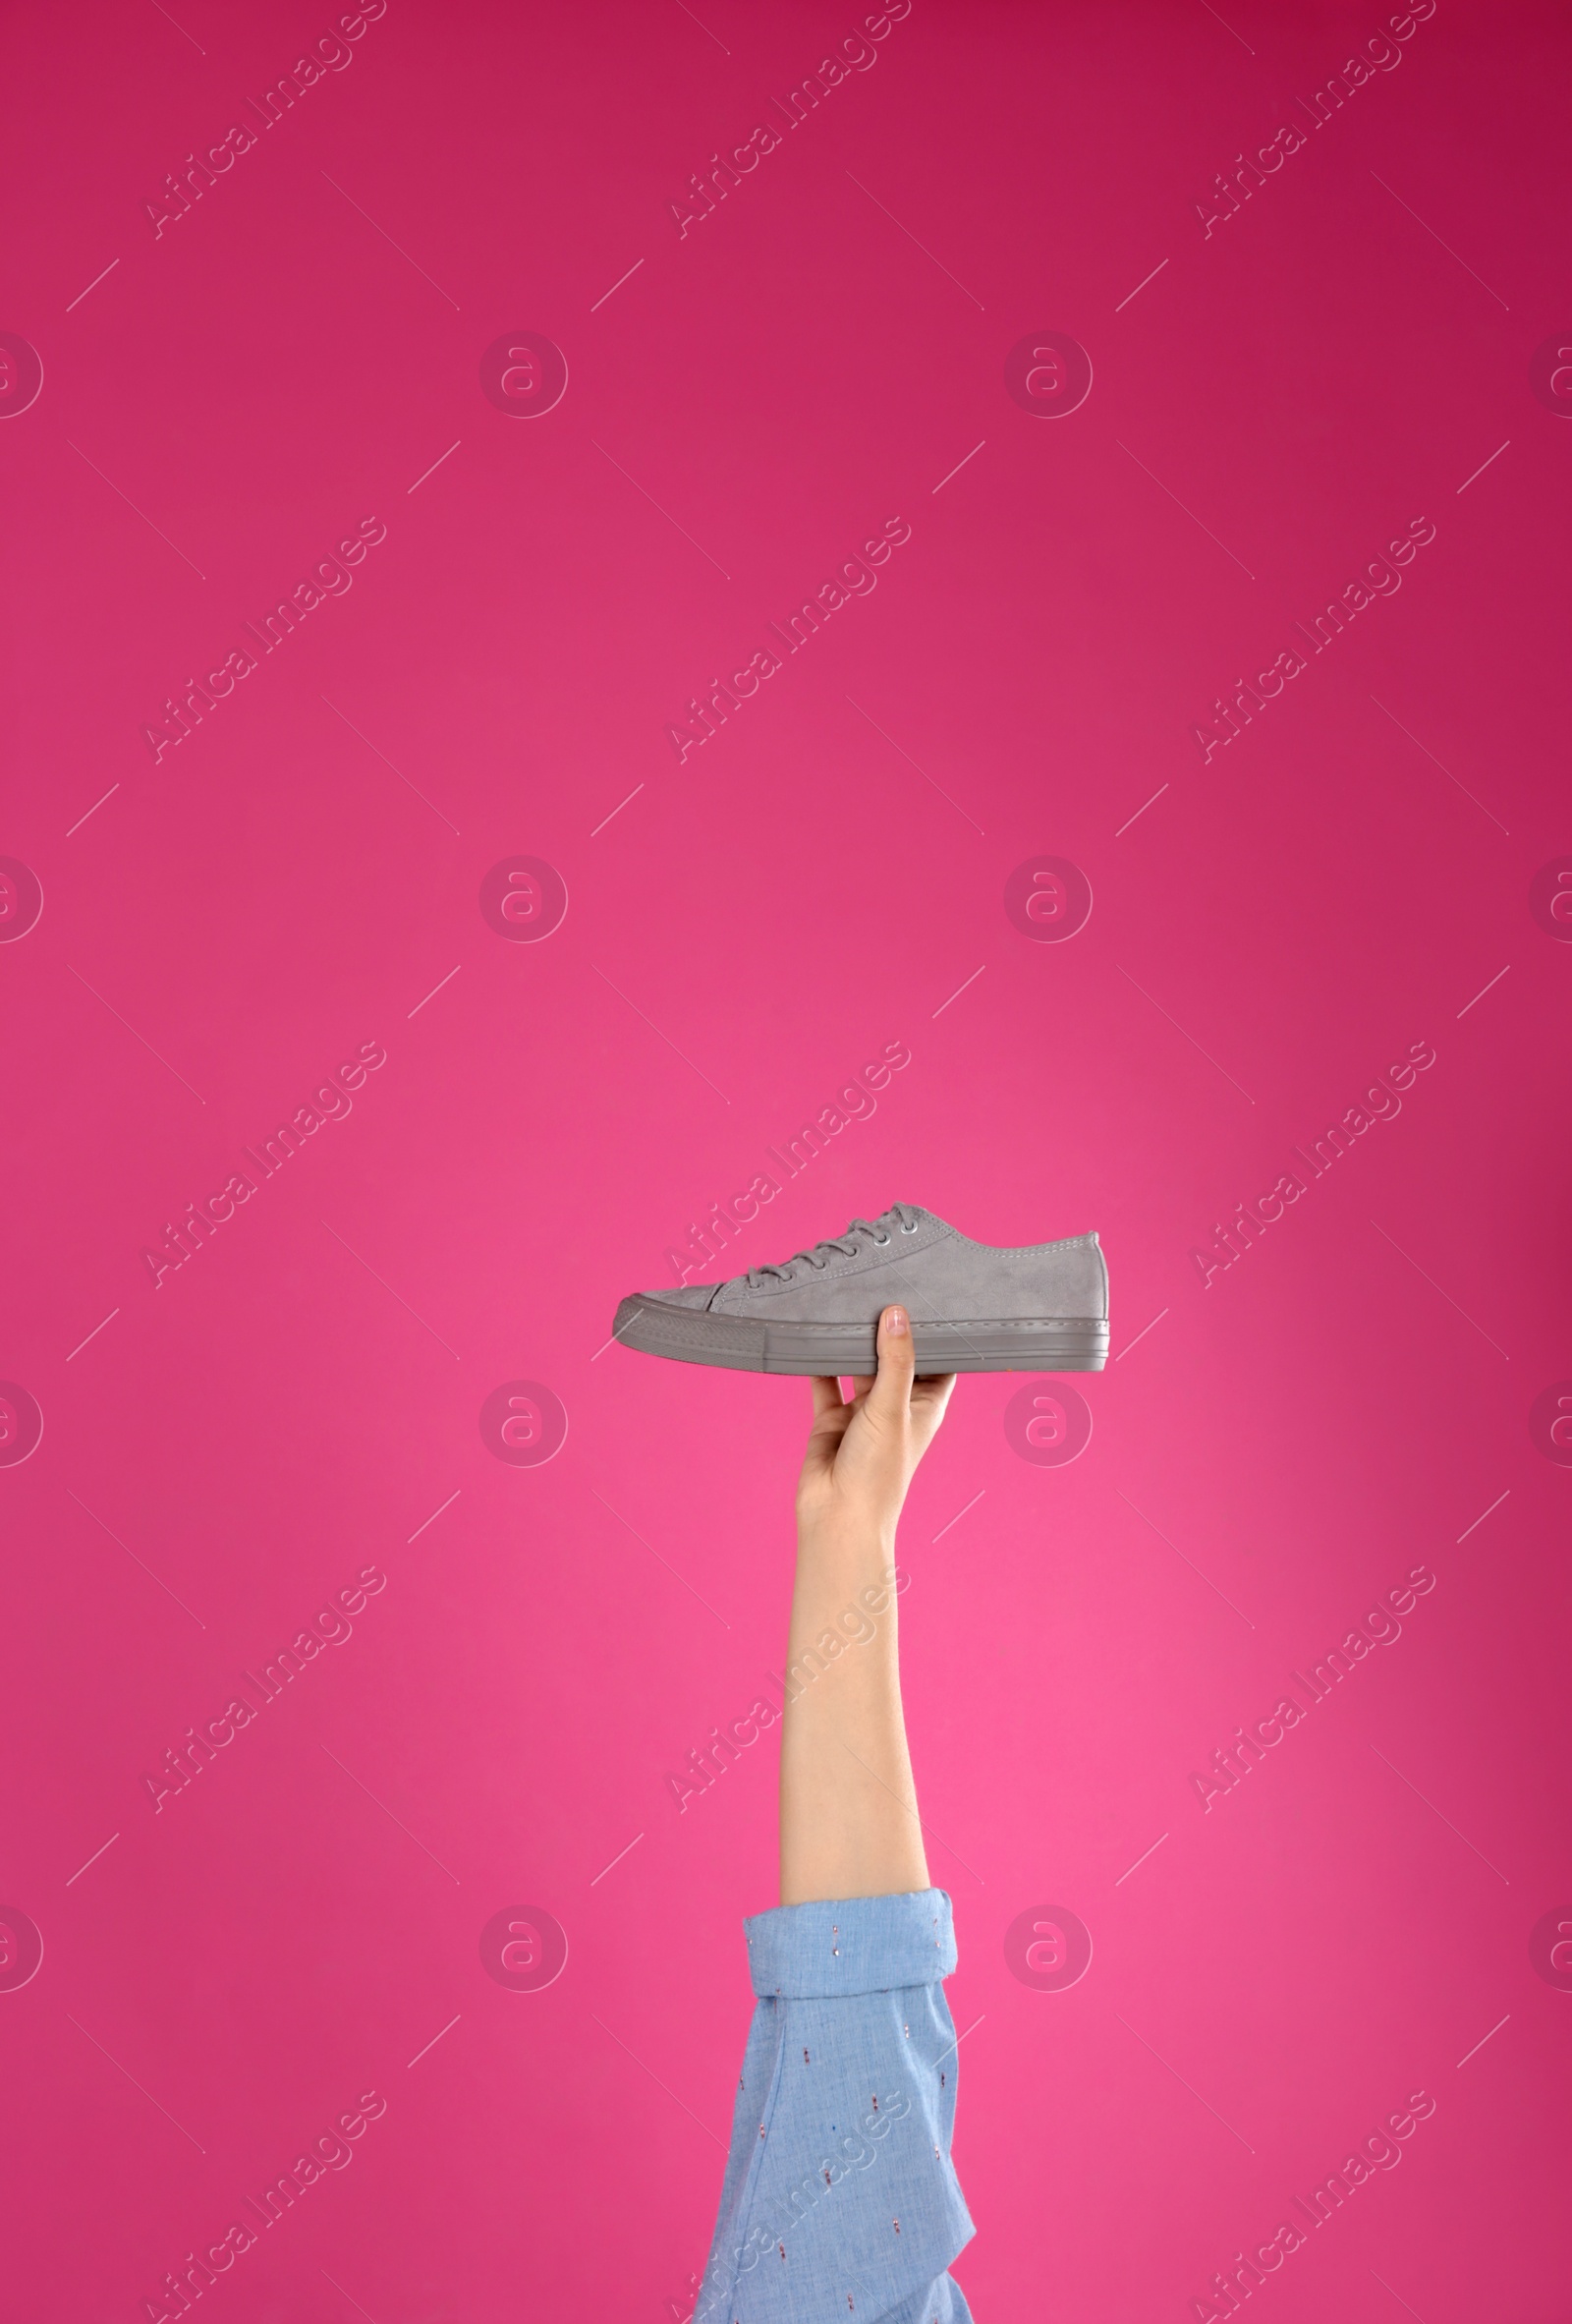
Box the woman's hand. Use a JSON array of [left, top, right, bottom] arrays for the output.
[[796, 1306, 957, 1551], [781, 1306, 955, 1902]]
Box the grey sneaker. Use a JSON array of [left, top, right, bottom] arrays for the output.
[[612, 1204, 1107, 1376]]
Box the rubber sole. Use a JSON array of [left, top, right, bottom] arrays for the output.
[[611, 1296, 1108, 1376]]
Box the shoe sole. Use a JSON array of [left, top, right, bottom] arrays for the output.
[[611, 1297, 1108, 1376]]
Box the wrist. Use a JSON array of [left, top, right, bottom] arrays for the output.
[[796, 1513, 898, 1570]]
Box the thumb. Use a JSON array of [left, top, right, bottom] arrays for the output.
[[867, 1305, 915, 1424]]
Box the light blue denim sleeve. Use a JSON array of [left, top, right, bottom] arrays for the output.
[[696, 1888, 975, 2324]]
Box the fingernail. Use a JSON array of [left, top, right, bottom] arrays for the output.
[[885, 1306, 908, 1335]]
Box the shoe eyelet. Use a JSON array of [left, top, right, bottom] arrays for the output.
[[874, 1233, 890, 1246], [901, 1222, 918, 1234]]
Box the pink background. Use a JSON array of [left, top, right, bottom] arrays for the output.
[[3, 1, 1570, 2316]]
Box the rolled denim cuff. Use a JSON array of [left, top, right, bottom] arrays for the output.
[[745, 1887, 956, 1999]]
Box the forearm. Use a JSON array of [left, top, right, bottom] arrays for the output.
[[779, 1522, 928, 1905]]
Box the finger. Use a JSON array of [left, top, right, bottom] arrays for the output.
[[911, 1369, 957, 1398], [809, 1375, 847, 1424], [867, 1304, 915, 1422], [911, 1372, 958, 1423]]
